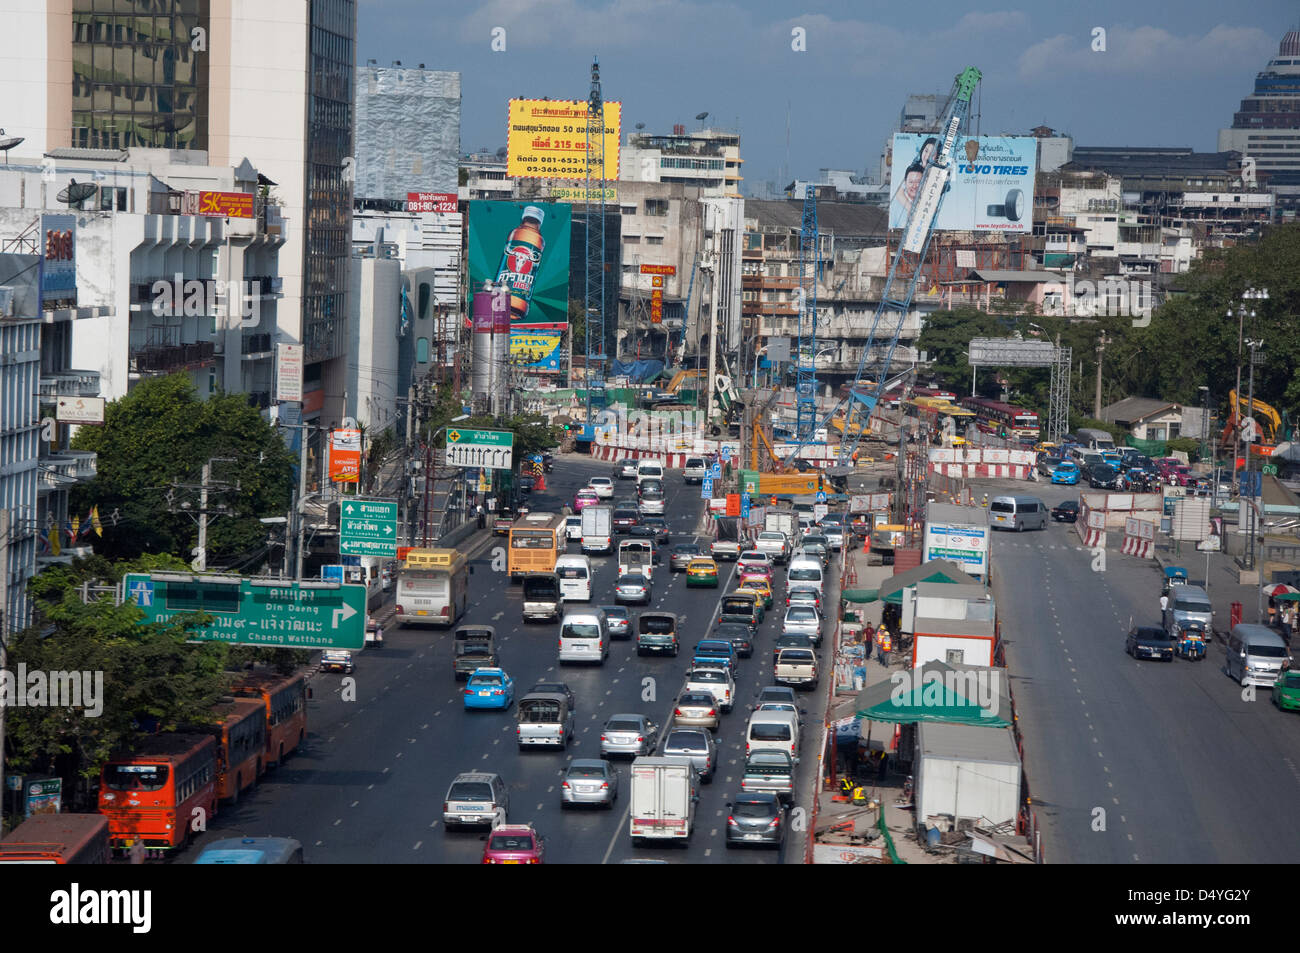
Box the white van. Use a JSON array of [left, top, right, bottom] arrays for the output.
[[558, 608, 609, 665], [988, 495, 1048, 531], [786, 557, 824, 595], [1225, 624, 1291, 687], [745, 710, 800, 762], [554, 554, 593, 602], [636, 459, 665, 485]]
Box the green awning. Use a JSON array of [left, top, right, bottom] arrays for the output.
[[854, 660, 1012, 727], [878, 559, 976, 605], [1276, 592, 1300, 602], [842, 588, 879, 603]]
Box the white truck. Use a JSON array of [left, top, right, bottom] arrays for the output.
[[581, 505, 613, 555], [618, 539, 654, 579], [765, 509, 798, 545], [629, 756, 699, 846]]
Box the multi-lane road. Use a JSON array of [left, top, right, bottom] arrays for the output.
[[186, 457, 837, 864], [985, 477, 1300, 863]]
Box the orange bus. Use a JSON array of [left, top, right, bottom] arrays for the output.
[[0, 813, 110, 864], [233, 671, 308, 768], [507, 512, 565, 582], [206, 697, 268, 805], [97, 733, 218, 856]]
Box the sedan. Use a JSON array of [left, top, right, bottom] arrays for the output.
[[612, 507, 640, 533], [714, 621, 755, 658], [725, 793, 786, 848], [662, 727, 718, 783], [615, 572, 653, 605], [782, 605, 823, 643], [1272, 672, 1300, 712], [670, 542, 703, 572], [1037, 455, 1064, 477], [1126, 626, 1175, 662], [560, 759, 618, 808], [1089, 465, 1122, 490], [737, 551, 774, 580], [463, 668, 515, 710], [601, 714, 660, 758], [686, 558, 720, 588], [737, 574, 773, 609], [617, 460, 639, 479], [482, 824, 545, 864], [1051, 500, 1079, 523], [786, 585, 822, 612], [587, 477, 615, 499], [674, 691, 721, 731], [640, 516, 671, 545], [573, 489, 600, 512], [1051, 462, 1081, 486], [821, 525, 845, 552], [600, 605, 631, 639]]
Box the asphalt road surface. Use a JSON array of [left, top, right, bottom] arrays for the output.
[[984, 477, 1300, 864], [186, 457, 837, 863]]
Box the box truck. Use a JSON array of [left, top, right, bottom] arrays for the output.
[[629, 756, 699, 846], [581, 505, 613, 555]]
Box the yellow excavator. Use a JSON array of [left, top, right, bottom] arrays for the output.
[[1222, 389, 1283, 447]]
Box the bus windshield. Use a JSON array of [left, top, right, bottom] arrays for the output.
[[104, 764, 169, 791], [511, 531, 554, 549]]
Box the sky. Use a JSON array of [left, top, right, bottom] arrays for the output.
[[361, 1, 1300, 195]]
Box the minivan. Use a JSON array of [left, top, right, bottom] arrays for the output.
[[1165, 584, 1212, 636], [745, 710, 800, 762], [554, 554, 593, 602], [1225, 624, 1291, 687], [988, 495, 1048, 531], [558, 608, 609, 665], [787, 557, 825, 595], [636, 459, 665, 485]]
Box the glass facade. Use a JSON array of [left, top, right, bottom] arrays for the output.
[[71, 0, 209, 151], [303, 0, 356, 362]]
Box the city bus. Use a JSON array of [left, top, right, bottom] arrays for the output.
[[394, 547, 469, 626], [233, 671, 308, 769], [205, 697, 267, 805], [97, 733, 218, 856], [194, 836, 305, 864], [959, 396, 1041, 440], [508, 511, 565, 582], [906, 397, 976, 438], [0, 813, 110, 864]]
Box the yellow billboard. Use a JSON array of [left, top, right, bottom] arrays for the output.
[[507, 99, 621, 181]]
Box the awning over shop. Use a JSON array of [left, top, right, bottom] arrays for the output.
[[842, 588, 879, 603], [854, 660, 1012, 727], [878, 559, 976, 605]]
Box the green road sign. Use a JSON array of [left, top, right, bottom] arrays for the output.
[[446, 428, 513, 447], [123, 573, 366, 649], [340, 498, 398, 557]]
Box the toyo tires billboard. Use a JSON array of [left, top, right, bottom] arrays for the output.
[[888, 135, 1036, 234]]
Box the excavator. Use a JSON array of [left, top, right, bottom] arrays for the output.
[[1222, 389, 1285, 450]]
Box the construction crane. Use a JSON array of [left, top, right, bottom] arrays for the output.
[[795, 185, 820, 440], [780, 66, 982, 467]]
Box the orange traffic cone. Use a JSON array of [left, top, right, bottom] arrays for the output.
[[535, 472, 546, 492]]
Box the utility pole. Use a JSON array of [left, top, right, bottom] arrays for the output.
[[196, 461, 210, 572], [294, 423, 311, 580], [166, 457, 238, 573], [1093, 332, 1110, 419]]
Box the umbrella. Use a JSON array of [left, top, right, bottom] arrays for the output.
[[1263, 584, 1299, 598], [1276, 592, 1300, 602]]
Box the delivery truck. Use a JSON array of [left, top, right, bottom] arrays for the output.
[[629, 756, 699, 846], [581, 505, 613, 555], [764, 509, 799, 547]]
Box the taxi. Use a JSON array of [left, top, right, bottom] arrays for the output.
[[737, 573, 773, 609], [1033, 441, 1059, 454], [462, 668, 515, 711], [686, 557, 720, 588]]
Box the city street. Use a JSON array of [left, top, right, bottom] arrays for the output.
[[186, 457, 837, 864]]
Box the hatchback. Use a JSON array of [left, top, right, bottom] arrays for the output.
[[482, 824, 545, 864], [601, 714, 660, 758], [615, 572, 652, 605], [600, 605, 632, 639], [662, 727, 718, 782], [674, 691, 721, 731], [725, 793, 786, 848], [560, 759, 618, 808]]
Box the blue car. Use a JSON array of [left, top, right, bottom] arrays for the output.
[[1051, 461, 1080, 485], [463, 668, 514, 710]]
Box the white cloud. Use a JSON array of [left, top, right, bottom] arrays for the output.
[[1018, 23, 1275, 79]]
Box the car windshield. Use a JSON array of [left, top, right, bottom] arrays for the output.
[[733, 801, 777, 818], [1174, 597, 1211, 613], [488, 833, 534, 851], [448, 782, 493, 801], [1282, 674, 1300, 688], [1251, 644, 1290, 658], [104, 764, 169, 791], [606, 717, 642, 731]]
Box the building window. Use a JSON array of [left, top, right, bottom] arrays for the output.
[[624, 235, 640, 244], [646, 236, 663, 245], [644, 199, 668, 216], [416, 337, 429, 363], [620, 205, 637, 216]]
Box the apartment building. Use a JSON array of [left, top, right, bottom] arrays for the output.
[[621, 126, 743, 198]]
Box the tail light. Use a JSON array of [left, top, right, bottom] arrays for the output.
[[516, 727, 521, 735], [727, 815, 738, 827], [791, 743, 797, 753], [600, 735, 606, 742], [443, 802, 450, 813], [768, 816, 782, 829], [600, 782, 609, 789], [674, 709, 683, 716], [561, 781, 570, 789], [462, 688, 472, 695], [395, 605, 404, 614], [558, 640, 563, 649], [528, 857, 540, 864], [708, 709, 717, 717], [636, 736, 644, 743], [745, 742, 751, 753], [482, 855, 491, 864], [441, 606, 450, 617]]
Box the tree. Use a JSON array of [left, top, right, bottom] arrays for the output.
[[69, 374, 295, 567]]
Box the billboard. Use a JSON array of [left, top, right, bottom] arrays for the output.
[[329, 428, 362, 483], [888, 135, 1036, 234], [506, 99, 621, 180], [39, 213, 76, 307], [195, 190, 254, 218], [407, 191, 458, 213], [276, 343, 303, 402], [510, 322, 567, 373], [923, 521, 989, 576], [468, 201, 571, 326]]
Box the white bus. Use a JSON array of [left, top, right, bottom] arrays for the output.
[[394, 548, 469, 627]]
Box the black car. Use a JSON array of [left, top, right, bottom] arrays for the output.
[[529, 681, 576, 709], [612, 507, 640, 533], [640, 516, 671, 545], [714, 621, 755, 658], [725, 792, 786, 848], [518, 474, 535, 494], [1051, 500, 1079, 522], [772, 632, 814, 667], [1088, 464, 1121, 490], [1126, 626, 1175, 662]]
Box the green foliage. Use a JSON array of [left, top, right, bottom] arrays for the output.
[[1166, 436, 1202, 457], [69, 374, 294, 567]]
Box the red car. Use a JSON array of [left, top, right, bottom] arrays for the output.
[[1171, 465, 1193, 487], [481, 824, 545, 864]]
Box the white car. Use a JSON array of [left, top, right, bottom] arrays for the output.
[[587, 477, 614, 499], [683, 665, 736, 713], [564, 515, 583, 542]]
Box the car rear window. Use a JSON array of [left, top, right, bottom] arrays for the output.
[[562, 622, 601, 639], [788, 567, 821, 581], [607, 717, 642, 731], [750, 723, 792, 741], [488, 833, 534, 851], [519, 701, 562, 722], [733, 801, 777, 818], [448, 782, 493, 801], [665, 731, 707, 751], [639, 616, 675, 634], [780, 650, 814, 662], [470, 675, 502, 686], [788, 607, 816, 622], [690, 670, 724, 683], [990, 502, 1014, 513], [557, 566, 588, 579], [680, 693, 715, 707]]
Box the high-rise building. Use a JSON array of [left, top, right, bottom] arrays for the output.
[[1219, 30, 1300, 214], [3, 0, 357, 430]]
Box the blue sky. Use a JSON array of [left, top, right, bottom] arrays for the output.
[[361, 1, 1299, 194]]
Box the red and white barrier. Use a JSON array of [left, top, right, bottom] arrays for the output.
[[1121, 535, 1154, 558], [929, 463, 1031, 480], [590, 445, 690, 468], [1077, 524, 1106, 548]]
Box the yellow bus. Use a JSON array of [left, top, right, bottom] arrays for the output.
[[508, 512, 565, 582], [395, 548, 469, 627]]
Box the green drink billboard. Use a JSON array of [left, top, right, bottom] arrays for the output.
[[468, 200, 571, 325]]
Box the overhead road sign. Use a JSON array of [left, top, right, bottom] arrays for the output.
[[445, 427, 514, 470], [340, 499, 398, 557]]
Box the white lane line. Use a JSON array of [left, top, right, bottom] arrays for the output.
[[333, 818, 342, 826], [413, 841, 422, 851], [350, 801, 359, 808], [315, 840, 323, 846]]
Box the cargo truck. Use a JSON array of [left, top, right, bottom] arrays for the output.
[[629, 756, 699, 846], [581, 505, 613, 555]]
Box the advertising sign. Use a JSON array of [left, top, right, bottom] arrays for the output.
[[55, 396, 105, 425], [407, 191, 458, 213], [888, 135, 1036, 234], [468, 200, 571, 326], [510, 322, 566, 372], [23, 777, 62, 818], [923, 522, 989, 575], [506, 99, 621, 180], [276, 343, 303, 402], [551, 186, 617, 202], [196, 190, 254, 218], [329, 428, 362, 483], [39, 213, 76, 306]]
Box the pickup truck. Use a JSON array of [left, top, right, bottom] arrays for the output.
[[774, 648, 818, 687], [710, 516, 747, 561], [753, 531, 790, 564], [453, 626, 499, 680], [740, 749, 796, 803], [692, 639, 737, 672], [516, 692, 574, 749]]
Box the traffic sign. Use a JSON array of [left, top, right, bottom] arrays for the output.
[[340, 498, 398, 557], [321, 564, 344, 582], [741, 494, 751, 518], [710, 463, 722, 480], [123, 573, 366, 649], [719, 446, 732, 461], [813, 503, 828, 521], [445, 428, 514, 470], [701, 477, 713, 498], [446, 427, 513, 447], [816, 490, 827, 503]]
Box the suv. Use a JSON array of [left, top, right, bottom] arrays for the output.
[[442, 771, 509, 830], [683, 456, 708, 484]]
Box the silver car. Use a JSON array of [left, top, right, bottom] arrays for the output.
[[618, 460, 639, 479], [560, 758, 618, 808], [662, 727, 718, 783], [820, 524, 845, 551], [674, 691, 721, 731], [670, 542, 703, 572], [782, 605, 823, 643], [600, 605, 631, 639], [753, 685, 798, 711], [615, 572, 652, 605], [601, 713, 660, 758]]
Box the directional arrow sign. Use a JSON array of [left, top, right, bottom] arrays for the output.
[[340, 498, 398, 557], [445, 443, 513, 471], [123, 574, 366, 649], [445, 428, 513, 447]]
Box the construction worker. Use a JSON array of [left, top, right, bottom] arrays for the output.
[[876, 625, 892, 667], [982, 493, 989, 509]]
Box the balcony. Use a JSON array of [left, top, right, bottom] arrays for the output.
[[241, 333, 273, 357], [38, 370, 101, 399], [129, 341, 216, 374], [40, 450, 97, 489]]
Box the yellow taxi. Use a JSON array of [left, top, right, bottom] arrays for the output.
[[737, 573, 773, 609], [1034, 441, 1058, 454], [685, 557, 720, 588]]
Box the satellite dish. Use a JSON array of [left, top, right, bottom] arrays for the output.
[[58, 178, 96, 205], [695, 112, 709, 121], [0, 136, 24, 152], [635, 122, 645, 130]]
